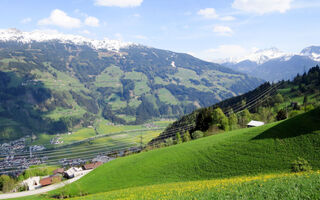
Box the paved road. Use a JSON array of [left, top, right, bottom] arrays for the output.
[[0, 170, 91, 199]]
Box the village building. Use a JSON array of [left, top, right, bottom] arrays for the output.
[[21, 176, 41, 190], [82, 162, 102, 170], [247, 120, 265, 127], [53, 168, 64, 175], [39, 175, 61, 187], [64, 167, 84, 179]]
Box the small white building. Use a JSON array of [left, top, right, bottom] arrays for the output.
[[247, 120, 265, 127], [21, 176, 41, 190], [64, 167, 85, 179]]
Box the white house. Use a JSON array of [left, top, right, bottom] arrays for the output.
[[64, 167, 84, 179], [247, 120, 265, 127], [21, 176, 41, 190]]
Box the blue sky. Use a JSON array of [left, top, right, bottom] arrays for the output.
[[1, 0, 320, 61]]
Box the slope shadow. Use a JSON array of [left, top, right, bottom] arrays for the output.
[[0, 71, 63, 142], [252, 108, 320, 140]]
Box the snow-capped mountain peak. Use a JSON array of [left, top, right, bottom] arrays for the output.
[[300, 46, 320, 62], [0, 28, 134, 52], [238, 47, 290, 64]]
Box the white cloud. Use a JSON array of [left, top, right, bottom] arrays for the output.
[[213, 25, 233, 36], [232, 0, 293, 15], [38, 9, 81, 29], [197, 8, 219, 19], [220, 16, 235, 21], [198, 8, 236, 21], [197, 45, 250, 62], [84, 16, 100, 27], [95, 0, 143, 7], [21, 18, 32, 24]]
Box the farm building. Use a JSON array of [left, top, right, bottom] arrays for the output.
[[21, 176, 41, 190], [53, 168, 64, 175], [39, 175, 61, 187], [64, 167, 85, 179], [247, 120, 265, 127], [82, 162, 103, 170]]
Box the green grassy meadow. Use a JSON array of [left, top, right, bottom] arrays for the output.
[[16, 108, 320, 199], [68, 171, 320, 200]]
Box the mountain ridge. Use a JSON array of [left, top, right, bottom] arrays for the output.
[[0, 28, 134, 52], [0, 29, 262, 141], [222, 46, 320, 81]]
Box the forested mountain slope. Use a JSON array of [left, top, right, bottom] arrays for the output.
[[0, 29, 262, 141], [154, 66, 320, 143]]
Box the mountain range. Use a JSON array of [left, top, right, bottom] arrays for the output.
[[0, 29, 262, 141], [222, 47, 320, 81]]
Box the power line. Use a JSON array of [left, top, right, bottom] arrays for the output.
[[0, 126, 185, 162]]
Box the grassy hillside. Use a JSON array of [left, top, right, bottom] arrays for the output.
[[21, 108, 319, 199], [0, 41, 262, 141], [157, 66, 320, 143], [68, 171, 320, 200]]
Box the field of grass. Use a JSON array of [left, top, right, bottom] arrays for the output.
[[67, 171, 320, 200], [11, 109, 319, 200], [44, 105, 86, 121], [18, 165, 59, 180], [60, 128, 96, 144], [80, 129, 162, 147], [17, 108, 317, 199], [156, 88, 179, 105], [30, 134, 55, 146], [30, 119, 171, 148]]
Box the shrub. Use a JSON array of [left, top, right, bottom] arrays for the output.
[[165, 138, 174, 146], [0, 175, 15, 193], [289, 110, 302, 118], [305, 104, 315, 112], [276, 109, 287, 121], [192, 131, 204, 139], [291, 157, 312, 172], [17, 184, 28, 192], [175, 132, 182, 144], [182, 131, 191, 142]]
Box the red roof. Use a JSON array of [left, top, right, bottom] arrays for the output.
[[40, 177, 52, 186], [83, 162, 103, 170], [40, 176, 61, 186], [53, 168, 64, 174]]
